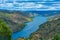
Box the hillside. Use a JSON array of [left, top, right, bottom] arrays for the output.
[[17, 14, 60, 40], [0, 10, 38, 32], [30, 14, 60, 40]]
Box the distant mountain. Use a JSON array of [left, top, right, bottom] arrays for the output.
[[0, 9, 60, 16], [26, 10, 60, 16]]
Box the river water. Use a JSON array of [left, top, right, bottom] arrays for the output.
[[12, 15, 48, 40]]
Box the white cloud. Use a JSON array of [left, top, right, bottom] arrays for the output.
[[5, 3, 13, 7], [17, 2, 44, 9], [0, 1, 60, 11], [35, 4, 43, 8], [48, 7, 56, 10], [0, 4, 4, 7]]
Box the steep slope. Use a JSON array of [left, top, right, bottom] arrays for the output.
[[29, 14, 60, 40], [17, 14, 60, 40], [0, 10, 38, 32]]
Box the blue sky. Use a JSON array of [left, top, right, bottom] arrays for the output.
[[0, 0, 60, 11]]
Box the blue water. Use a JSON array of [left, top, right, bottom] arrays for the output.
[[12, 15, 48, 40]]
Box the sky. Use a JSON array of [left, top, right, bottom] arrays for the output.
[[0, 0, 60, 11]]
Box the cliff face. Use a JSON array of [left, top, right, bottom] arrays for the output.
[[0, 10, 38, 32]]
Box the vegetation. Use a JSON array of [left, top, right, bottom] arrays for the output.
[[17, 15, 60, 40], [0, 18, 12, 40], [52, 34, 60, 40], [0, 11, 34, 32]]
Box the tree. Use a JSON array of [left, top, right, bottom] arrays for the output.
[[0, 18, 12, 40]]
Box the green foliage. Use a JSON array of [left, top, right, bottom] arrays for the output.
[[52, 34, 60, 40], [0, 18, 12, 40]]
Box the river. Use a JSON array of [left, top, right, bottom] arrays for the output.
[[12, 15, 48, 40]]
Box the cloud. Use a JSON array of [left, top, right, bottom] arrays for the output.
[[16, 2, 44, 9], [6, 3, 13, 7], [0, 4, 4, 7], [0, 1, 60, 11], [48, 7, 56, 10]]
